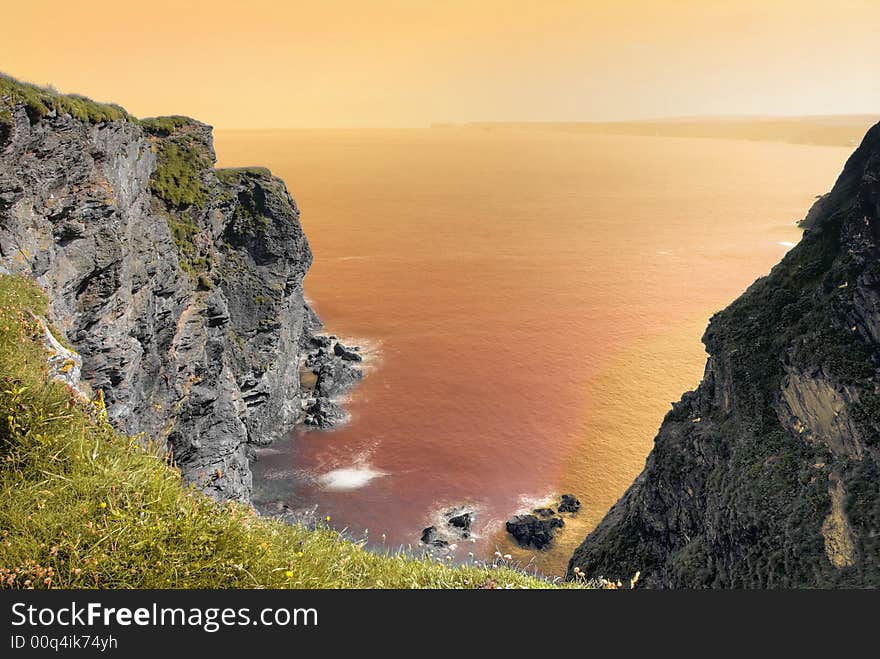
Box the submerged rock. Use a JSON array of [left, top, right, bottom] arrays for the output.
[[558, 494, 581, 513], [506, 514, 564, 550]]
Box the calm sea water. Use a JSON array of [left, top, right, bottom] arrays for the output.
[[214, 127, 849, 576]]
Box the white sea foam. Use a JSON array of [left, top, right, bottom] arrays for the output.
[[318, 465, 387, 491], [777, 241, 797, 248]]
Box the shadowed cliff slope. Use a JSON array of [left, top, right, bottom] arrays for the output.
[[0, 76, 315, 501], [569, 122, 880, 587]]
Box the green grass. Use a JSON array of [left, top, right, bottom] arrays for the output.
[[0, 275, 578, 589], [138, 116, 199, 137], [149, 139, 212, 209], [216, 167, 272, 184], [139, 115, 214, 210], [0, 73, 129, 124]]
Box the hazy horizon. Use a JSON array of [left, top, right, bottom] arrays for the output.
[[3, 1, 878, 129]]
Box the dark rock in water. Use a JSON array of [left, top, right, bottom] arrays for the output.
[[420, 526, 448, 548], [309, 334, 332, 349], [533, 507, 556, 518], [334, 341, 363, 362], [558, 494, 581, 513], [303, 398, 348, 429], [505, 514, 564, 550], [314, 357, 363, 397], [447, 511, 474, 532]]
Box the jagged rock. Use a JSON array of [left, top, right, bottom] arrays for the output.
[[305, 347, 330, 369], [447, 511, 474, 533], [798, 192, 829, 231], [558, 494, 581, 513], [506, 514, 564, 550], [334, 341, 363, 362], [309, 334, 332, 349], [303, 398, 348, 429], [315, 356, 363, 397], [420, 526, 448, 548], [533, 507, 556, 518], [569, 121, 880, 588]]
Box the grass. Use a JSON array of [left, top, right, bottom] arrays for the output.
[[140, 116, 214, 210], [148, 139, 212, 209], [0, 73, 129, 124], [216, 167, 272, 184], [0, 275, 579, 589], [138, 116, 199, 137]]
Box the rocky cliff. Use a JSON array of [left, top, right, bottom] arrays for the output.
[[569, 122, 880, 587], [0, 76, 318, 502]]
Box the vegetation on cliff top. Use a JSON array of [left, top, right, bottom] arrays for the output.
[[143, 126, 213, 209], [0, 74, 210, 213], [0, 73, 130, 125], [0, 276, 577, 589], [216, 167, 273, 184]]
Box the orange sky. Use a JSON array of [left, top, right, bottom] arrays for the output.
[[2, 0, 878, 128]]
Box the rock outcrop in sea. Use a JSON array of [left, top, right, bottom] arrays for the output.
[[569, 122, 880, 587], [0, 75, 359, 503]]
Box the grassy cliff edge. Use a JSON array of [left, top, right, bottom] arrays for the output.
[[0, 275, 579, 589]]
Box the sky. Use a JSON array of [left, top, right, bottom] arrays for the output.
[[2, 0, 879, 128]]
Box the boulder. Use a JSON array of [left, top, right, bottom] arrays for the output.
[[533, 507, 556, 518], [305, 347, 330, 369], [303, 398, 348, 429], [309, 334, 332, 349], [447, 511, 474, 533], [558, 494, 581, 513], [505, 514, 564, 550], [420, 526, 448, 548], [314, 357, 363, 397], [334, 341, 363, 362]]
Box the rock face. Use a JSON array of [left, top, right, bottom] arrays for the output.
[[0, 82, 318, 502], [798, 193, 829, 231], [570, 122, 880, 587]]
